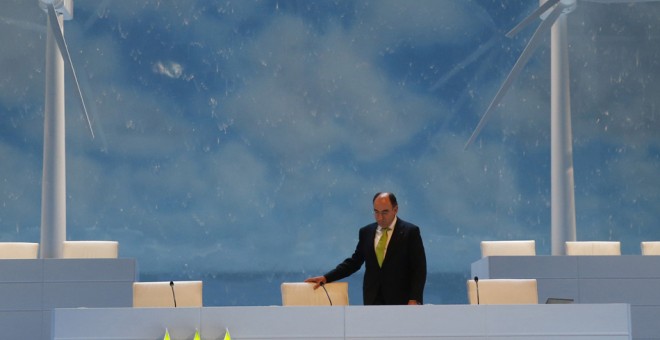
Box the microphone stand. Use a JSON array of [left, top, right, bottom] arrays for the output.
[[319, 282, 333, 306], [474, 276, 480, 305], [170, 281, 177, 307]]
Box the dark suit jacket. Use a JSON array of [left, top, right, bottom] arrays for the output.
[[324, 218, 427, 305]]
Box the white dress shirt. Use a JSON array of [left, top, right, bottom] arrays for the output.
[[374, 217, 397, 257]]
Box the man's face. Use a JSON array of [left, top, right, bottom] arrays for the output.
[[373, 195, 398, 228]]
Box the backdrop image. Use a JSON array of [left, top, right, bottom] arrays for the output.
[[0, 0, 658, 305]]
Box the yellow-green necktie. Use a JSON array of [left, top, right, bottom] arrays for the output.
[[376, 228, 389, 267]]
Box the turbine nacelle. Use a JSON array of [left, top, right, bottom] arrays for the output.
[[558, 0, 577, 16], [38, 0, 73, 20]]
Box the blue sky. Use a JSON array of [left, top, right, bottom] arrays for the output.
[[0, 0, 658, 301]]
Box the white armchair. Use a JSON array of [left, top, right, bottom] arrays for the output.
[[641, 242, 660, 255], [133, 281, 203, 307], [467, 278, 538, 305], [565, 241, 621, 256], [480, 240, 536, 257], [62, 241, 118, 258], [281, 282, 349, 306], [0, 242, 39, 259]]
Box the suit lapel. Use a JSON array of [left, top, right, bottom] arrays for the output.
[[380, 219, 405, 267], [385, 219, 403, 259]]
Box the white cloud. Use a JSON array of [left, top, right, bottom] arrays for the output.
[[152, 61, 183, 79]]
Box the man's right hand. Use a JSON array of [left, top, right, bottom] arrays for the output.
[[304, 276, 327, 289]]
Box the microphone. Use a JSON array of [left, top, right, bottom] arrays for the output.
[[170, 281, 177, 307], [474, 276, 480, 305], [319, 282, 333, 306]]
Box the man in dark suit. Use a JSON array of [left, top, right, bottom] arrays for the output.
[[305, 192, 427, 305]]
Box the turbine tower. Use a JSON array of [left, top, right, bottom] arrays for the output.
[[38, 0, 93, 258], [549, 3, 576, 256]]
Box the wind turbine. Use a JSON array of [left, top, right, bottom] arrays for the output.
[[38, 0, 94, 258], [464, 0, 656, 255]]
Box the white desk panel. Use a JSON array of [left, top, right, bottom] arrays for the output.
[[53, 304, 632, 340]]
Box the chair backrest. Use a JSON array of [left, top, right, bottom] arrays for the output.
[[641, 242, 660, 255], [62, 241, 118, 258], [133, 281, 203, 307], [0, 242, 39, 259], [565, 241, 621, 256], [481, 240, 536, 257], [281, 282, 349, 306], [467, 279, 538, 305]]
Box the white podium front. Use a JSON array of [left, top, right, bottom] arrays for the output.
[[0, 259, 136, 340], [53, 304, 632, 340], [472, 255, 660, 338]]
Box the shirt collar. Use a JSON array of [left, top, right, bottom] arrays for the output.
[[379, 217, 397, 231]]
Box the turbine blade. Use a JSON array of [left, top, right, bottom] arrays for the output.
[[506, 0, 561, 38], [46, 4, 95, 139], [464, 4, 564, 150], [583, 0, 660, 2]]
